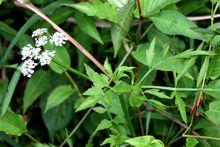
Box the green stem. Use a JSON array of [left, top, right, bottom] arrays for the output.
[[183, 134, 220, 141], [64, 71, 84, 99], [119, 95, 136, 137], [52, 59, 89, 80], [141, 85, 220, 92], [26, 133, 40, 143]]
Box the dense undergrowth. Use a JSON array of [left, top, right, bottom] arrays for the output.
[[1, 0, 220, 146]]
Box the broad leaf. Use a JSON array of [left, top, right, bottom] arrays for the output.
[[205, 79, 220, 99], [76, 96, 100, 112], [75, 12, 103, 44], [23, 70, 50, 113], [135, 0, 177, 17], [65, 0, 118, 23], [111, 1, 135, 57], [185, 138, 199, 147], [83, 86, 103, 96], [49, 46, 71, 74], [205, 101, 220, 125], [125, 136, 164, 147], [45, 85, 74, 113], [0, 111, 27, 136], [96, 119, 112, 131], [146, 37, 156, 67], [41, 96, 74, 135], [150, 10, 206, 40]]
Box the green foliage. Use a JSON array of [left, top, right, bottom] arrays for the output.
[[125, 136, 164, 147], [2, 0, 220, 146], [0, 111, 27, 136], [150, 10, 206, 40], [23, 70, 51, 113]]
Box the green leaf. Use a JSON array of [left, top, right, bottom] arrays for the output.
[[96, 119, 112, 131], [129, 91, 145, 107], [83, 86, 103, 96], [146, 37, 156, 67], [205, 79, 220, 99], [65, 0, 118, 23], [113, 81, 132, 93], [0, 111, 27, 136], [107, 0, 128, 8], [150, 10, 206, 40], [111, 1, 135, 57], [209, 49, 220, 79], [185, 138, 199, 147], [75, 12, 103, 44], [145, 89, 171, 99], [85, 64, 109, 88], [23, 70, 51, 113], [205, 101, 220, 125], [147, 99, 167, 110], [45, 85, 74, 113], [174, 92, 187, 123], [49, 46, 71, 74], [2, 69, 21, 116], [135, 0, 177, 17], [104, 58, 113, 75], [76, 96, 100, 112], [197, 58, 209, 86], [0, 0, 3, 5], [125, 136, 164, 147], [93, 106, 106, 114], [41, 96, 74, 135]]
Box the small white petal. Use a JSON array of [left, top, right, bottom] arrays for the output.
[[21, 59, 37, 78], [32, 28, 48, 38], [35, 36, 48, 47], [21, 44, 34, 60], [39, 50, 56, 66], [50, 32, 67, 46]]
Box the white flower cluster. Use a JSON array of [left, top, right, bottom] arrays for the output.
[[20, 28, 68, 77]]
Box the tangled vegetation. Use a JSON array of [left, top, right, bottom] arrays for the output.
[[1, 0, 220, 146]]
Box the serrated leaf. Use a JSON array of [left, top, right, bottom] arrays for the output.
[[44, 85, 74, 113], [125, 136, 164, 147], [104, 58, 113, 75], [205, 100, 220, 125], [145, 89, 171, 99], [23, 70, 50, 113], [147, 99, 167, 110], [65, 0, 118, 23], [75, 12, 103, 44], [113, 81, 132, 93], [197, 58, 209, 86], [93, 106, 106, 114], [0, 111, 27, 136], [111, 1, 135, 57], [83, 86, 103, 96], [85, 64, 109, 88], [134, 0, 177, 17], [174, 92, 187, 123], [76, 96, 100, 112], [49, 46, 71, 74], [150, 10, 206, 40]]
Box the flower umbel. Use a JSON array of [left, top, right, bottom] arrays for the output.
[[39, 50, 55, 66], [21, 59, 37, 77], [20, 28, 68, 78], [50, 32, 68, 46]]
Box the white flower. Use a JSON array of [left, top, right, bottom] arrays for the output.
[[21, 59, 38, 77], [29, 47, 41, 59], [35, 36, 48, 47], [21, 44, 34, 60], [38, 50, 55, 66], [50, 32, 67, 46], [32, 28, 48, 38]]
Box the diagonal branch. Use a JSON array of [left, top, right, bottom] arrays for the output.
[[15, 0, 108, 76]]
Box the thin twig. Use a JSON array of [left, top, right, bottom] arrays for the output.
[[59, 107, 93, 147], [15, 0, 108, 76]]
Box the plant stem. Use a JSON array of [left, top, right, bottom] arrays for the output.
[[137, 108, 144, 135], [64, 71, 84, 99], [183, 134, 220, 141], [119, 95, 136, 137], [59, 107, 93, 147], [26, 133, 40, 143], [141, 85, 220, 92], [52, 59, 89, 80]]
